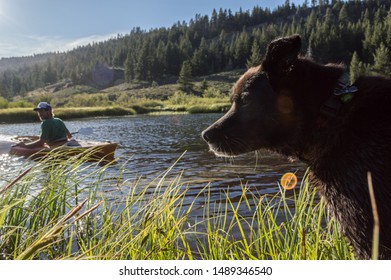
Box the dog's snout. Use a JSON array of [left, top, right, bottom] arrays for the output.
[[201, 129, 211, 142], [202, 127, 218, 143]]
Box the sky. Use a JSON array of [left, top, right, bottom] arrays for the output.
[[0, 0, 303, 58]]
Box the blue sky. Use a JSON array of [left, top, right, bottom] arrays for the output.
[[0, 0, 303, 58]]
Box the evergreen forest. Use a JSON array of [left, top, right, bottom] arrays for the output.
[[0, 0, 390, 101]]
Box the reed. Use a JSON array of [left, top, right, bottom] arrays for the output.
[[0, 151, 354, 260]]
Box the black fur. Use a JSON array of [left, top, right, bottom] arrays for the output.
[[202, 34, 391, 259]]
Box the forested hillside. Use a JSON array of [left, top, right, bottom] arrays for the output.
[[0, 0, 390, 101]]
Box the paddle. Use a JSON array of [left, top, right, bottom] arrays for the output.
[[71, 127, 93, 136], [0, 140, 14, 154]]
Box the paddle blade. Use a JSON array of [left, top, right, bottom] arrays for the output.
[[0, 141, 14, 154], [77, 127, 93, 135]]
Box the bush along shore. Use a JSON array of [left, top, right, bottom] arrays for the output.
[[0, 150, 355, 260], [0, 97, 230, 123], [0, 106, 137, 123]]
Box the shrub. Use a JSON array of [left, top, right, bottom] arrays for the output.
[[0, 97, 8, 109], [8, 100, 34, 108], [167, 91, 195, 105], [203, 87, 226, 98]]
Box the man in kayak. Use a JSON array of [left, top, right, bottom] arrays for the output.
[[15, 102, 71, 148]]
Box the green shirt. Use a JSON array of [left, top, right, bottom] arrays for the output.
[[40, 117, 70, 142]]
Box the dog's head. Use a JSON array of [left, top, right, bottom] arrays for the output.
[[202, 35, 303, 157]]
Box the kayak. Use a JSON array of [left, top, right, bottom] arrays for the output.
[[9, 136, 117, 163]]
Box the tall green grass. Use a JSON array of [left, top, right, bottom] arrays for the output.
[[0, 151, 354, 260]]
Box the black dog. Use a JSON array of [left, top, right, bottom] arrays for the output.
[[202, 34, 391, 259]]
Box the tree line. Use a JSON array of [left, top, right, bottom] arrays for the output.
[[0, 0, 390, 100]]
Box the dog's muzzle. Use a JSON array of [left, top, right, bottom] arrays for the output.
[[201, 128, 215, 144]]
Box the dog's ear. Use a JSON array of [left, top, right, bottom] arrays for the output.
[[262, 34, 301, 73]]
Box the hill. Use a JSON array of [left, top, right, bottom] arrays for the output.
[[22, 69, 242, 107], [0, 53, 57, 72]]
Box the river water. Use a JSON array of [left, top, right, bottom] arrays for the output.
[[0, 113, 306, 218]]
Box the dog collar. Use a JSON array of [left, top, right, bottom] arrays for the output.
[[319, 80, 358, 119]]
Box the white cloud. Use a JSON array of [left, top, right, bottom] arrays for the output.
[[0, 33, 119, 58], [63, 34, 118, 50]]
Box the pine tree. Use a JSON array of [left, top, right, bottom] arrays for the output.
[[387, 8, 391, 47], [200, 78, 208, 96], [112, 46, 127, 67], [165, 41, 181, 75], [306, 9, 317, 33], [135, 39, 150, 81], [177, 60, 193, 93], [179, 33, 193, 61], [0, 71, 12, 99], [210, 9, 218, 35], [155, 40, 166, 74], [191, 37, 209, 76], [324, 7, 332, 27], [233, 29, 250, 68], [124, 50, 135, 82], [373, 43, 391, 75], [43, 59, 57, 85], [338, 4, 349, 26], [349, 51, 364, 82], [246, 40, 263, 68]]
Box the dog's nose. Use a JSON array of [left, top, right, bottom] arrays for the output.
[[202, 128, 216, 143], [201, 129, 209, 142]]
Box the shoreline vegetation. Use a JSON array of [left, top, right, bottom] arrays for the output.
[[0, 150, 355, 260], [0, 70, 239, 123], [0, 96, 231, 124]]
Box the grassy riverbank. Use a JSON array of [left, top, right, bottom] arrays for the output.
[[0, 150, 354, 260], [0, 94, 230, 123]]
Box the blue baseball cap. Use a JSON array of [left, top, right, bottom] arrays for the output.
[[33, 102, 52, 111]]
